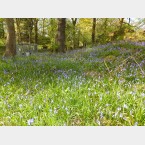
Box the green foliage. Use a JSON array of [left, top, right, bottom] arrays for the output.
[[47, 19, 58, 50]]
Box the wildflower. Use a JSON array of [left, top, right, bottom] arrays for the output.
[[99, 97, 102, 101], [27, 118, 34, 125], [3, 69, 8, 74], [129, 91, 136, 95], [100, 112, 103, 118], [117, 92, 121, 99], [120, 113, 123, 118], [65, 107, 68, 111], [88, 92, 91, 96], [141, 93, 145, 97], [130, 110, 133, 115], [117, 107, 121, 111], [123, 104, 128, 109], [35, 84, 39, 89], [54, 108, 58, 114], [95, 103, 97, 107], [38, 105, 41, 109], [11, 77, 14, 82], [106, 104, 110, 107], [134, 122, 138, 126], [19, 104, 23, 108], [123, 117, 127, 121], [96, 120, 101, 125]]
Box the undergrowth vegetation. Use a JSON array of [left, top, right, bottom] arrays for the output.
[[0, 42, 145, 126]]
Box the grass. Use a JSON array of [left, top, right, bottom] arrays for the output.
[[0, 41, 145, 126]]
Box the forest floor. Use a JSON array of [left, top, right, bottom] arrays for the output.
[[0, 41, 145, 126]]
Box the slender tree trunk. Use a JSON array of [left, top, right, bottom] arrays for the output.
[[16, 18, 21, 43], [104, 18, 107, 36], [92, 18, 96, 45], [119, 18, 124, 29], [42, 18, 45, 37], [4, 18, 16, 57], [128, 18, 131, 24], [119, 18, 125, 36], [112, 18, 125, 41], [71, 18, 77, 49], [34, 19, 38, 44], [25, 18, 33, 43], [28, 18, 33, 43], [77, 29, 80, 48], [29, 29, 32, 43], [56, 18, 66, 52]]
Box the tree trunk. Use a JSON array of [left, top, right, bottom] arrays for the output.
[[4, 18, 16, 57], [27, 18, 33, 43], [104, 18, 108, 36], [34, 19, 38, 44], [119, 18, 124, 29], [56, 18, 66, 52], [15, 18, 21, 43], [112, 18, 125, 41], [71, 18, 77, 49], [42, 18, 45, 37], [0, 20, 5, 38], [118, 18, 125, 36], [128, 18, 131, 24], [92, 18, 96, 45], [77, 29, 80, 48]]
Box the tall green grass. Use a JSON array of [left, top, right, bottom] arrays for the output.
[[0, 42, 145, 126]]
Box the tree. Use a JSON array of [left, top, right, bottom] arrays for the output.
[[92, 18, 96, 45], [0, 18, 5, 39], [15, 18, 22, 43], [34, 18, 38, 44], [27, 18, 34, 43], [56, 18, 66, 52], [17, 18, 34, 43], [71, 18, 77, 48], [42, 18, 45, 37], [111, 18, 125, 41], [4, 18, 16, 57], [128, 18, 131, 24]]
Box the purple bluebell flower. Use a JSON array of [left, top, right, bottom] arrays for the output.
[[27, 118, 34, 125]]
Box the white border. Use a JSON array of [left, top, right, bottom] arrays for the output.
[[0, 0, 145, 17], [0, 126, 145, 145]]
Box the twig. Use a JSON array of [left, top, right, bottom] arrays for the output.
[[103, 60, 112, 76], [131, 56, 145, 76]]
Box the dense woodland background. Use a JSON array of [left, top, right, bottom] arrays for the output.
[[1, 18, 145, 56]]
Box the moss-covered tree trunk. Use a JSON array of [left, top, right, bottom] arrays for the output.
[[4, 18, 16, 57], [56, 18, 66, 52]]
